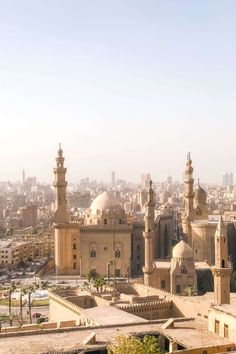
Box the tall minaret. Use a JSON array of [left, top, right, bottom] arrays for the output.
[[143, 180, 155, 286], [212, 216, 231, 305], [184, 152, 194, 216], [53, 144, 67, 224], [182, 153, 195, 245]]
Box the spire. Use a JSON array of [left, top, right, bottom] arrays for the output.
[[216, 215, 224, 237], [143, 178, 155, 286], [53, 145, 67, 224]]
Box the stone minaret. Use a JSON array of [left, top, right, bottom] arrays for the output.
[[143, 180, 155, 286], [182, 153, 195, 245], [53, 144, 67, 224], [212, 216, 231, 305]]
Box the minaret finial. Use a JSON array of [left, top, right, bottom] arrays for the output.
[[149, 180, 153, 189], [187, 152, 191, 160]]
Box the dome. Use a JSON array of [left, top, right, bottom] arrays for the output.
[[194, 184, 207, 205], [90, 191, 123, 215], [172, 240, 193, 259]]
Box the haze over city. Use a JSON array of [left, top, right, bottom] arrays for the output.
[[1, 0, 236, 183]]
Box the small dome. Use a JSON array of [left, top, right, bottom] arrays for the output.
[[172, 240, 193, 259], [90, 191, 123, 215], [194, 183, 207, 205]]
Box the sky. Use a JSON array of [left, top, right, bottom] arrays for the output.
[[0, 1, 236, 184]]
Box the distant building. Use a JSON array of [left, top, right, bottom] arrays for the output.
[[111, 171, 115, 188]]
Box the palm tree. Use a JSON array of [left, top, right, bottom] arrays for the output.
[[8, 282, 16, 326], [25, 285, 38, 324]]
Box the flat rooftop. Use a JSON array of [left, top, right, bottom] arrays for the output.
[[83, 306, 147, 326], [0, 319, 233, 354], [163, 319, 233, 348]]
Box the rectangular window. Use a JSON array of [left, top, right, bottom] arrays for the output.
[[115, 269, 121, 277], [73, 243, 77, 250], [176, 285, 181, 294], [215, 320, 220, 334], [161, 280, 166, 289], [224, 324, 229, 338], [73, 263, 77, 270]]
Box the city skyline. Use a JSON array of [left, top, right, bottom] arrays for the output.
[[1, 1, 236, 183]]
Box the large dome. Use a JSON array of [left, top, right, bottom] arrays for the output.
[[172, 240, 193, 259], [194, 184, 207, 205], [90, 191, 123, 215]]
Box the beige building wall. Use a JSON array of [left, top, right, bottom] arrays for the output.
[[191, 222, 216, 264], [80, 228, 131, 277], [54, 224, 80, 275], [208, 307, 236, 343]]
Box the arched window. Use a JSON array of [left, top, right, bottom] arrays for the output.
[[73, 254, 77, 259], [222, 259, 225, 268], [115, 249, 121, 258], [104, 219, 107, 225], [181, 265, 187, 274], [90, 249, 96, 258]]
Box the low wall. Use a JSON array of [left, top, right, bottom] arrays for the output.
[[171, 343, 235, 354], [134, 284, 211, 318], [116, 300, 172, 320]]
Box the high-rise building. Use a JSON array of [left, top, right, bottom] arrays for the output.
[[111, 171, 115, 188], [229, 172, 234, 187], [223, 172, 234, 187], [141, 173, 151, 189]]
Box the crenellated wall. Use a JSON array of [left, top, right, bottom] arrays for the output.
[[116, 300, 172, 320]]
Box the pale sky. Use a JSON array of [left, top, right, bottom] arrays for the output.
[[0, 1, 236, 184]]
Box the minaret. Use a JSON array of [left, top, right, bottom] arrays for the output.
[[211, 216, 231, 305], [143, 180, 155, 286], [53, 144, 67, 224], [182, 153, 195, 245], [184, 152, 194, 216]]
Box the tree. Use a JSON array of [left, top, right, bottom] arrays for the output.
[[107, 335, 164, 354], [25, 284, 38, 324], [94, 276, 107, 292], [87, 269, 98, 282], [8, 282, 16, 326], [184, 286, 197, 296]]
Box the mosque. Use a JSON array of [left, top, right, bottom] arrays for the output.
[[53, 145, 235, 297], [53, 145, 173, 278]]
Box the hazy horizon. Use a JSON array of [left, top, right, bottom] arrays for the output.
[[1, 1, 236, 184]]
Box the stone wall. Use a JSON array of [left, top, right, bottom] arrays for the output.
[[116, 300, 172, 320], [171, 343, 235, 354], [134, 283, 211, 318]]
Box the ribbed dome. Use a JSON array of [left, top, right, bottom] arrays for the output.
[[172, 240, 193, 259], [90, 191, 123, 215], [194, 185, 207, 205]]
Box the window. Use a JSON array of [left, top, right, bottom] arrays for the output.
[[115, 249, 121, 258], [176, 285, 181, 294], [73, 263, 76, 270], [73, 243, 77, 250], [161, 280, 166, 289], [222, 259, 225, 268], [104, 219, 107, 225], [215, 320, 220, 334], [137, 244, 140, 251], [115, 269, 121, 277], [224, 324, 229, 338], [181, 265, 187, 274], [137, 255, 140, 260], [73, 254, 77, 259], [90, 249, 96, 258], [119, 219, 122, 224]]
